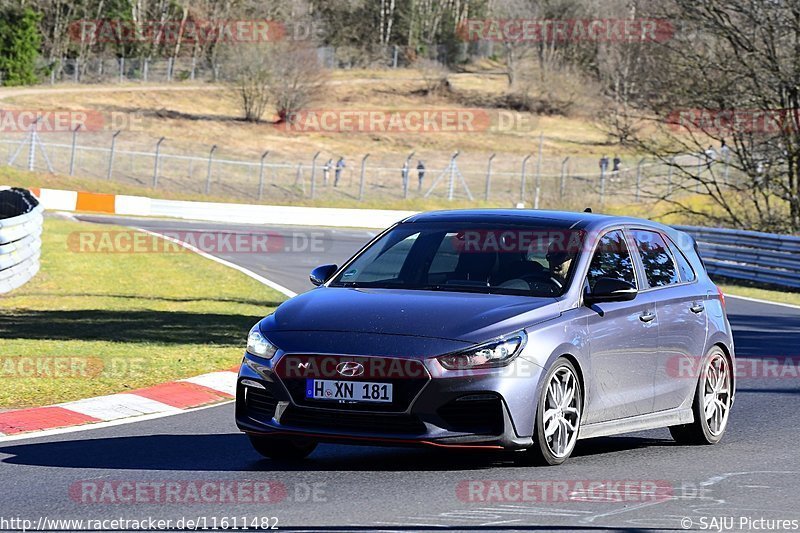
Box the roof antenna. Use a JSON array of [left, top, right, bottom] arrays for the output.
[[584, 207, 593, 213]]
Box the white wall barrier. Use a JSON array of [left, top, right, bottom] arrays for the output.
[[0, 188, 43, 294]]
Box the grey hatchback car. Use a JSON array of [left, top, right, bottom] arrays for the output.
[[236, 210, 734, 465]]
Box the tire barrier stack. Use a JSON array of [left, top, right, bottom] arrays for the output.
[[0, 187, 43, 294]]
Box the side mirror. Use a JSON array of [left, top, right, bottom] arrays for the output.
[[310, 264, 338, 286], [585, 277, 637, 305]]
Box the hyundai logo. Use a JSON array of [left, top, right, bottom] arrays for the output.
[[336, 361, 365, 377]]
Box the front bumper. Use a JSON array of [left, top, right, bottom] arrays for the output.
[[235, 351, 542, 450]]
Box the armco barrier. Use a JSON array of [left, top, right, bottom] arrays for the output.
[[676, 225, 800, 289], [0, 187, 43, 294]]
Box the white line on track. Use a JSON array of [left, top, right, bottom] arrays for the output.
[[725, 293, 800, 311], [134, 226, 297, 297], [0, 224, 296, 443]]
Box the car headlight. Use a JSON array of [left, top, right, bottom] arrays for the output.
[[437, 331, 527, 370], [246, 325, 278, 359]]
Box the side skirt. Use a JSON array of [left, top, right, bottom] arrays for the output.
[[578, 407, 694, 440]]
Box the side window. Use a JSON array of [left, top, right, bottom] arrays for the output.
[[343, 233, 419, 282], [631, 230, 680, 287], [427, 233, 460, 276], [586, 230, 637, 290], [665, 236, 697, 282]]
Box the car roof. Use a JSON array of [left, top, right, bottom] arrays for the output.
[[401, 209, 674, 233]]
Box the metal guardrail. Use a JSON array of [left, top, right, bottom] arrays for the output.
[[0, 188, 42, 294], [675, 225, 800, 289]]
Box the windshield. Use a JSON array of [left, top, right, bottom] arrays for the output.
[[329, 222, 585, 297]]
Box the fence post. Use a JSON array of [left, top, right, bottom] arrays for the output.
[[74, 58, 79, 83], [107, 130, 121, 179], [392, 45, 399, 68], [667, 156, 676, 195], [310, 151, 320, 199], [520, 154, 532, 204], [118, 57, 124, 83], [152, 137, 165, 188], [403, 151, 414, 198], [26, 122, 37, 171], [258, 150, 269, 201], [143, 58, 149, 82], [190, 56, 196, 80], [359, 154, 370, 201], [205, 145, 217, 194], [485, 153, 495, 201], [167, 57, 174, 82], [560, 157, 569, 200], [447, 151, 460, 201], [724, 151, 731, 184], [636, 158, 645, 201], [534, 132, 544, 209], [600, 168, 606, 205], [69, 125, 80, 176]]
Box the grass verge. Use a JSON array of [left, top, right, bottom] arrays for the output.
[[0, 217, 285, 409], [720, 284, 800, 308]]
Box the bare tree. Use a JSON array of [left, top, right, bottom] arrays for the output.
[[415, 57, 449, 95], [606, 0, 800, 233], [222, 42, 328, 123]]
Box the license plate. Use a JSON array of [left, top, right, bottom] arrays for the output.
[[305, 379, 393, 403]]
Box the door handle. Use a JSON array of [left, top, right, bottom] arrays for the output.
[[640, 312, 656, 323], [690, 303, 705, 314]]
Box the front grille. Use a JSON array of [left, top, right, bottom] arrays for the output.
[[280, 406, 426, 435], [239, 381, 278, 420], [275, 355, 430, 413], [437, 394, 504, 434]]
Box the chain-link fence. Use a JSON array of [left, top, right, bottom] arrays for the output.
[[44, 41, 497, 84], [0, 127, 725, 208]]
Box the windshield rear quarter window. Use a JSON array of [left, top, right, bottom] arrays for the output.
[[586, 230, 636, 289], [631, 230, 680, 288]]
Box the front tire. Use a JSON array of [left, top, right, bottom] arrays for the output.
[[527, 358, 583, 466], [248, 435, 317, 460], [669, 347, 732, 445]]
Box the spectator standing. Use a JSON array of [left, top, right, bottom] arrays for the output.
[[705, 145, 717, 169], [599, 155, 609, 179], [612, 155, 621, 172], [323, 159, 332, 186], [335, 157, 346, 187], [720, 140, 731, 162], [401, 160, 409, 190], [417, 160, 426, 190]]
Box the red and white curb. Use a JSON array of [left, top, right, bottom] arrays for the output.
[[0, 368, 239, 439], [0, 211, 298, 442]]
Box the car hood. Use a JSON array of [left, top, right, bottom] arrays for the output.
[[263, 287, 561, 344]]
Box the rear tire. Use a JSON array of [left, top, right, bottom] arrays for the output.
[[248, 435, 317, 460], [669, 347, 732, 445], [527, 358, 583, 466]]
